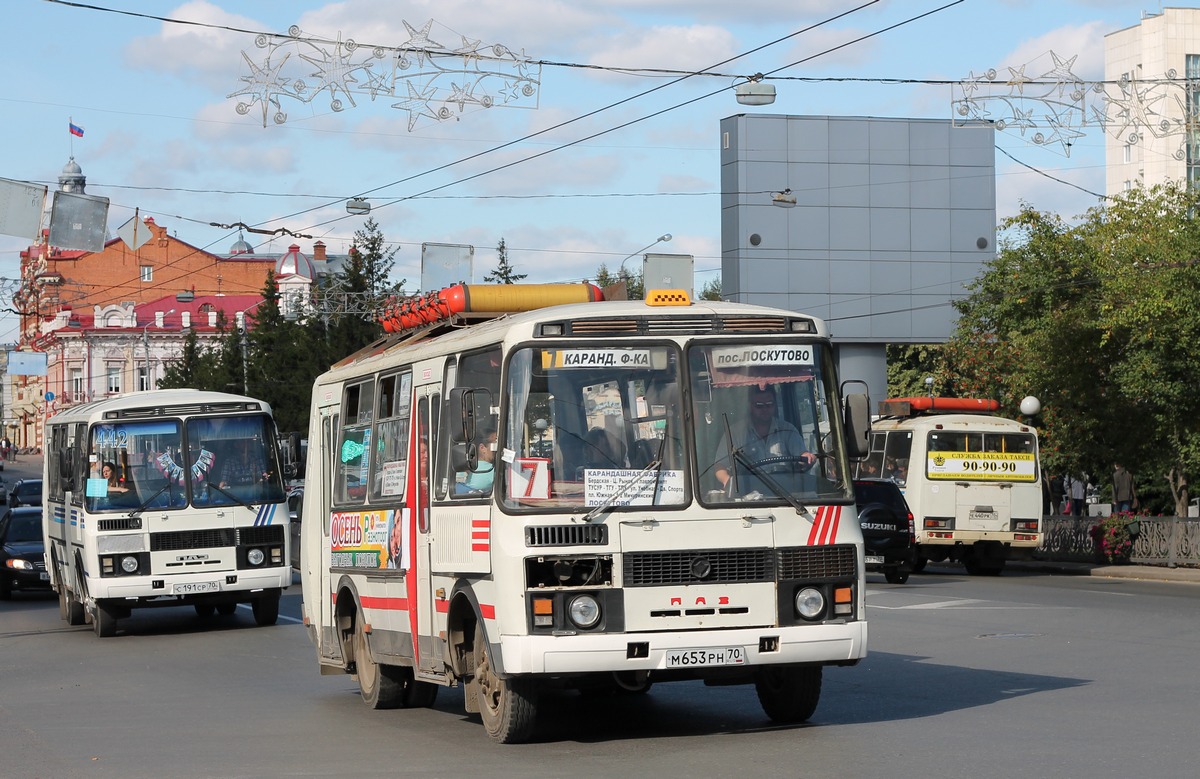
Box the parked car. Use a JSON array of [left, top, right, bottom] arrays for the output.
[[853, 478, 916, 584], [0, 478, 9, 504], [0, 506, 49, 598], [8, 478, 42, 508]]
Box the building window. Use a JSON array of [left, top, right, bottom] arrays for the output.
[[70, 367, 84, 403], [138, 366, 150, 393], [107, 365, 122, 395], [1187, 55, 1200, 190], [1123, 143, 1132, 164], [140, 265, 153, 282]]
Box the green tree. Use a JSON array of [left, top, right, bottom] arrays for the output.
[[325, 217, 405, 357], [885, 344, 946, 399], [484, 237, 527, 284], [699, 277, 721, 301], [243, 272, 325, 432], [945, 184, 1200, 515], [594, 263, 642, 300]]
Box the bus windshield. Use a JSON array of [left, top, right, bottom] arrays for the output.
[[502, 344, 687, 511], [690, 341, 851, 505], [85, 414, 284, 512]]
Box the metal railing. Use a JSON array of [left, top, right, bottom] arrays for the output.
[[1038, 515, 1200, 567]]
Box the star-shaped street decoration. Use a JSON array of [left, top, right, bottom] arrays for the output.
[[228, 50, 293, 127], [392, 79, 441, 131], [400, 19, 444, 68]]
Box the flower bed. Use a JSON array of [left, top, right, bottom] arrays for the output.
[[1090, 512, 1139, 563]]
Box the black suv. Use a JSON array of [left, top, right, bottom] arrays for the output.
[[853, 478, 916, 584]]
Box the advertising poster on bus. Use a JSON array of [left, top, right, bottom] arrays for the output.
[[330, 509, 406, 569]]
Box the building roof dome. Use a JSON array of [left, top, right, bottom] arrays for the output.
[[276, 243, 316, 280], [229, 231, 254, 255], [62, 157, 83, 176]]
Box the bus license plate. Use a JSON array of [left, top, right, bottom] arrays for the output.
[[969, 510, 996, 523], [173, 581, 219, 595], [666, 646, 746, 668]]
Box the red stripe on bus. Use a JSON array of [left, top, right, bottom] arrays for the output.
[[472, 519, 490, 528], [807, 507, 825, 546], [361, 595, 409, 611], [480, 604, 496, 620], [434, 599, 449, 613], [820, 506, 841, 545], [472, 543, 490, 552]]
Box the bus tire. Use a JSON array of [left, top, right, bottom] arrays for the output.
[[217, 602, 237, 616], [252, 590, 281, 626], [352, 614, 402, 709], [93, 601, 118, 638], [473, 628, 538, 743], [884, 566, 910, 584], [755, 664, 822, 723]]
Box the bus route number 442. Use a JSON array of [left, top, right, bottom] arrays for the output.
[[666, 646, 747, 668]]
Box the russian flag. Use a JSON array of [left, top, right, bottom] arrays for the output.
[[69, 122, 84, 137]]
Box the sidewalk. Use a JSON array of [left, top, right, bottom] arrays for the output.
[[1009, 559, 1200, 584]]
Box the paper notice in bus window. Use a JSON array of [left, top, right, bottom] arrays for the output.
[[541, 349, 651, 369], [584, 469, 686, 507], [509, 458, 551, 500], [85, 477, 109, 498], [380, 460, 406, 497], [926, 452, 1037, 482]]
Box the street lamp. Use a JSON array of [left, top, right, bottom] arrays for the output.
[[617, 234, 672, 276], [142, 309, 175, 392]]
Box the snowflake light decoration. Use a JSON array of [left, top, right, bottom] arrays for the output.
[[952, 51, 1198, 158], [228, 20, 541, 129]]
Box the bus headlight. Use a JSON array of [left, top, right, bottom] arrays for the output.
[[567, 595, 601, 629], [120, 556, 139, 574], [795, 587, 825, 620], [247, 548, 265, 566]]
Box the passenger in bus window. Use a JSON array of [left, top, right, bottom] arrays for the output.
[[101, 462, 128, 493], [456, 428, 496, 495], [714, 387, 815, 495], [219, 440, 269, 488]]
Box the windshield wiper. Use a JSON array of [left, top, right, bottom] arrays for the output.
[[729, 447, 811, 517], [129, 482, 175, 518], [581, 459, 663, 523], [203, 480, 257, 511]]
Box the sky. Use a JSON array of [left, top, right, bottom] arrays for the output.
[[0, 0, 1159, 343]]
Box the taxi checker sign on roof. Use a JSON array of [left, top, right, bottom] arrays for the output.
[[543, 349, 651, 368], [710, 345, 813, 367]]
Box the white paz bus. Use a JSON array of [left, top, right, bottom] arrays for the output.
[[859, 397, 1041, 575], [299, 283, 873, 743], [43, 389, 291, 637]]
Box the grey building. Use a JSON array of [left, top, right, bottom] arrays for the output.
[[719, 114, 997, 400]]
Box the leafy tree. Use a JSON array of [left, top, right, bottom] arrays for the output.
[[157, 311, 240, 395], [243, 272, 325, 433], [885, 344, 946, 399], [484, 237, 527, 284], [944, 184, 1200, 515], [699, 277, 721, 301]]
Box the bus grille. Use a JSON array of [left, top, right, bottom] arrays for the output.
[[97, 517, 142, 531], [777, 545, 857, 580], [151, 528, 236, 551], [238, 525, 285, 545], [623, 548, 774, 586], [559, 315, 794, 337], [526, 524, 608, 546]]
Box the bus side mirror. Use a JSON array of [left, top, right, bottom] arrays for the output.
[[448, 387, 476, 444], [450, 441, 478, 473], [842, 390, 871, 460]]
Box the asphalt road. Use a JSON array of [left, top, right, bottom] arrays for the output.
[[2, 561, 1198, 779]]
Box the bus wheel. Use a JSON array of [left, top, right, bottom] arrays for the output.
[[884, 566, 911, 584], [93, 602, 118, 638], [911, 556, 928, 573], [252, 590, 280, 626], [352, 614, 401, 709], [755, 664, 822, 723], [473, 629, 538, 743]]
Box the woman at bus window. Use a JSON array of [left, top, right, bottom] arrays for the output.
[[456, 429, 496, 494], [219, 440, 270, 488], [102, 462, 128, 493]]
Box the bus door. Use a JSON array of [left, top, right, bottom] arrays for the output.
[[414, 387, 439, 674]]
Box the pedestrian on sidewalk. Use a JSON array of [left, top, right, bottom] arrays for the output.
[[1112, 462, 1138, 514], [1064, 472, 1088, 516]]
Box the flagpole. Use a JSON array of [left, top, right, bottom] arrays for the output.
[[69, 115, 74, 156]]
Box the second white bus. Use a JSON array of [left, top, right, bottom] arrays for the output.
[[43, 389, 291, 637], [859, 397, 1041, 575]]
